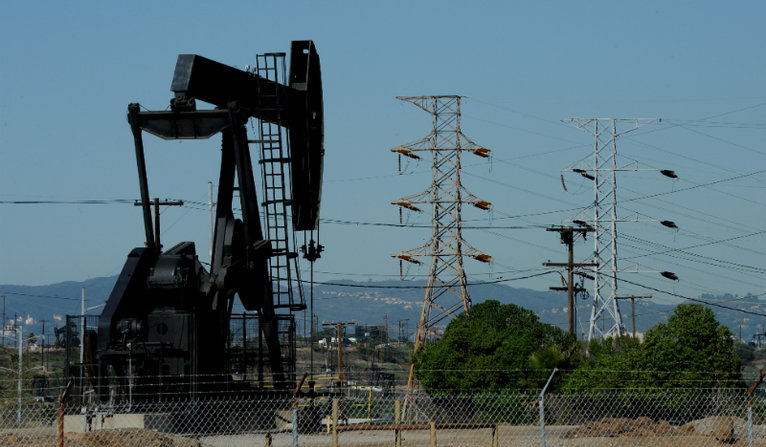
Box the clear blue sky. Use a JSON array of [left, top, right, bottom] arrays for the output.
[[1, 2, 764, 316]]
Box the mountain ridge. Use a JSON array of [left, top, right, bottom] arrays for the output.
[[1, 275, 763, 344]]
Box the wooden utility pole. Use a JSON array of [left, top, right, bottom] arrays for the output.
[[40, 319, 48, 370], [616, 295, 652, 337], [398, 319, 409, 342], [543, 225, 596, 335], [384, 314, 389, 344], [1, 295, 5, 346], [323, 322, 354, 394]]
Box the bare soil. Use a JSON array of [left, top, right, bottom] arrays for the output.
[[0, 427, 201, 447], [3, 416, 766, 447]]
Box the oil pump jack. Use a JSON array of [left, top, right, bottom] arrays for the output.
[[92, 41, 323, 402]]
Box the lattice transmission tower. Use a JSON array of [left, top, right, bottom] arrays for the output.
[[391, 96, 491, 394], [561, 118, 660, 340]]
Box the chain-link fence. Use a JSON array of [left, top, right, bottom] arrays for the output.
[[2, 374, 766, 446]]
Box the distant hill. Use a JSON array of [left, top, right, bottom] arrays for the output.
[[1, 276, 764, 344], [308, 278, 679, 338], [0, 276, 117, 335]]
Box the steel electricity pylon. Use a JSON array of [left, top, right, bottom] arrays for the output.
[[391, 95, 491, 398], [561, 118, 659, 341]]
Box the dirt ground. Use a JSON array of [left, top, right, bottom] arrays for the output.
[[554, 415, 766, 447], [0, 427, 201, 447], [3, 417, 766, 447]]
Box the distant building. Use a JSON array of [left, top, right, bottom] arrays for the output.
[[355, 324, 388, 341]]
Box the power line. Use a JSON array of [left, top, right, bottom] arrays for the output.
[[629, 101, 766, 137], [622, 169, 766, 204], [319, 218, 545, 230], [0, 290, 80, 302], [0, 195, 573, 231], [0, 199, 136, 205], [311, 266, 550, 279], [464, 206, 587, 222], [620, 232, 766, 273], [617, 244, 766, 296], [675, 124, 765, 157], [664, 120, 766, 130], [301, 271, 555, 289], [615, 239, 766, 296], [619, 189, 764, 236], [620, 243, 766, 289], [623, 174, 766, 212], [616, 276, 766, 317], [463, 170, 575, 207], [623, 135, 744, 176]]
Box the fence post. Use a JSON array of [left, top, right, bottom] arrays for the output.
[[747, 372, 766, 447], [332, 398, 340, 447], [292, 408, 299, 447], [539, 368, 557, 447], [368, 387, 372, 422], [58, 379, 73, 447], [430, 420, 436, 447], [395, 399, 402, 447], [292, 372, 306, 447]]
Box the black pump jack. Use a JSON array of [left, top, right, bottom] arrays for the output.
[[91, 41, 324, 402]]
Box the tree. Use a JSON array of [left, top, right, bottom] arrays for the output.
[[413, 300, 578, 393], [564, 303, 742, 390], [561, 336, 642, 391], [634, 303, 741, 388]]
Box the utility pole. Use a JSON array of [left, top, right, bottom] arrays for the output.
[[80, 288, 85, 396], [40, 319, 48, 369], [615, 295, 652, 337], [543, 225, 596, 335], [323, 322, 354, 394], [2, 326, 43, 426], [1, 295, 5, 346], [80, 288, 85, 369], [384, 314, 389, 344], [17, 326, 22, 425], [398, 318, 409, 342]]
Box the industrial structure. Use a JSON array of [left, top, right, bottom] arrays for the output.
[[69, 41, 324, 405], [561, 118, 676, 340], [391, 96, 491, 395]]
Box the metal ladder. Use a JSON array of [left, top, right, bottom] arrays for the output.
[[277, 316, 296, 385], [253, 52, 306, 312]]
